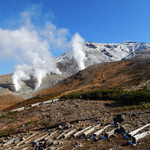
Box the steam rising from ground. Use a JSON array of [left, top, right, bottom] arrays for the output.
[[72, 33, 86, 70], [0, 11, 67, 91], [9, 23, 63, 91], [11, 22, 65, 91], [0, 8, 86, 91]]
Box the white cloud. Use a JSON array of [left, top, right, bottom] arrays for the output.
[[43, 22, 71, 50]]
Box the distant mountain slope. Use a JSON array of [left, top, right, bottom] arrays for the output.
[[56, 41, 150, 74], [2, 52, 150, 111], [0, 41, 150, 110], [36, 55, 150, 100]]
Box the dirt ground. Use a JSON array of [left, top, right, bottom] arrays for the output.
[[0, 99, 149, 150]]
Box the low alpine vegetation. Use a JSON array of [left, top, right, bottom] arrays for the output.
[[60, 89, 150, 106]]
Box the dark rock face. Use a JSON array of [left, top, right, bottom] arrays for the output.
[[86, 43, 97, 49], [113, 114, 125, 124]]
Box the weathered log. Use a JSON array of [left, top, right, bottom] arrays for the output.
[[3, 138, 16, 147], [16, 133, 36, 147], [11, 107, 25, 112], [56, 129, 69, 140], [63, 129, 76, 139], [52, 99, 59, 102], [34, 133, 49, 142], [73, 126, 92, 138], [94, 124, 111, 137], [30, 102, 42, 107], [43, 100, 53, 104], [105, 128, 116, 138], [45, 131, 57, 140], [104, 124, 128, 139], [129, 123, 150, 136], [83, 124, 101, 137], [133, 130, 150, 144]]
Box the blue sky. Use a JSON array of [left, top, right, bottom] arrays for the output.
[[0, 0, 150, 75]]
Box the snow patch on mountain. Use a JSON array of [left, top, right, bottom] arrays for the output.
[[56, 41, 150, 74]]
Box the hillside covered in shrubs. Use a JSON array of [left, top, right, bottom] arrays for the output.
[[61, 89, 150, 107]]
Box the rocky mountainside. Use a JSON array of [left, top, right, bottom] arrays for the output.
[[3, 54, 150, 112], [0, 73, 68, 110], [56, 41, 150, 74], [0, 41, 150, 110], [33, 54, 150, 104]]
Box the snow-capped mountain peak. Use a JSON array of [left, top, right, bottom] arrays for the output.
[[56, 41, 150, 74]]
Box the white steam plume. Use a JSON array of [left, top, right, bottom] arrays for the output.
[[72, 33, 86, 70], [0, 7, 86, 91], [0, 9, 69, 91], [9, 24, 62, 91]]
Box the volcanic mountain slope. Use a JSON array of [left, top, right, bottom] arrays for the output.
[[0, 41, 150, 95], [0, 73, 68, 110], [0, 74, 23, 110], [36, 54, 150, 99], [0, 41, 150, 110], [4, 52, 150, 110], [56, 41, 150, 74]]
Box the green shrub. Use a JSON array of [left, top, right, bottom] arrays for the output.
[[60, 89, 150, 106], [0, 131, 10, 137]]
